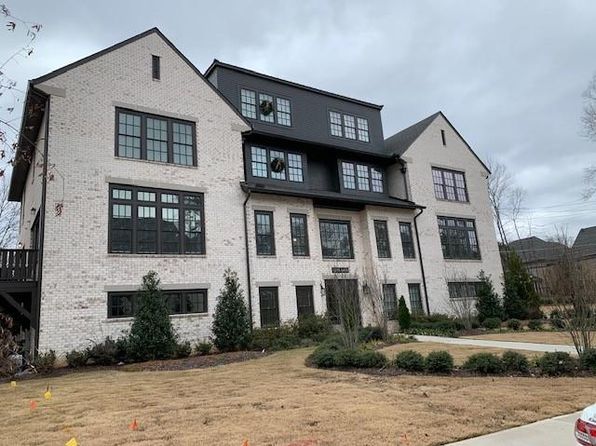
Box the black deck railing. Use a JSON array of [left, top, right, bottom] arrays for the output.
[[0, 249, 38, 282]]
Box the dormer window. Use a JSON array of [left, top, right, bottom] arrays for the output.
[[240, 88, 292, 126], [341, 161, 384, 193], [250, 146, 304, 182], [329, 111, 369, 142]]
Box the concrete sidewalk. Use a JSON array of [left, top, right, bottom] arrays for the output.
[[444, 411, 580, 445], [414, 335, 577, 354]]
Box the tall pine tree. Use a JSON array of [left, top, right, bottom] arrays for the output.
[[475, 271, 503, 322], [503, 251, 541, 320], [211, 269, 252, 352], [127, 271, 177, 361]]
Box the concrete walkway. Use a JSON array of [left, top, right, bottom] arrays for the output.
[[414, 335, 577, 354], [444, 411, 580, 445]]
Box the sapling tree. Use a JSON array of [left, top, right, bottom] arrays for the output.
[[397, 296, 411, 331], [475, 271, 503, 322]]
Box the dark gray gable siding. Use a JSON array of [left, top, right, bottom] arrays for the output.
[[208, 65, 386, 155]]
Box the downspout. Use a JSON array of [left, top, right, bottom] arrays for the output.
[[242, 189, 253, 330], [413, 207, 430, 315], [35, 92, 50, 354]]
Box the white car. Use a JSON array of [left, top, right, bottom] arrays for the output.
[[576, 404, 596, 445]]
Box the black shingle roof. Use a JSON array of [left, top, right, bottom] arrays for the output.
[[573, 226, 596, 258], [384, 112, 441, 156], [509, 236, 567, 264]]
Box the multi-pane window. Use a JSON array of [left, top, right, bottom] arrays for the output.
[[371, 168, 384, 192], [357, 118, 369, 142], [276, 97, 291, 126], [251, 146, 268, 178], [374, 220, 391, 258], [240, 88, 257, 119], [296, 286, 315, 318], [343, 115, 356, 139], [250, 146, 304, 182], [408, 283, 424, 315], [116, 109, 196, 166], [341, 162, 356, 189], [240, 88, 291, 126], [259, 93, 275, 123], [107, 289, 207, 318], [255, 211, 275, 255], [399, 222, 415, 259], [341, 162, 384, 193], [329, 111, 369, 143], [432, 167, 468, 202], [356, 164, 370, 191], [329, 111, 343, 136], [448, 282, 482, 299], [290, 213, 309, 256], [109, 185, 204, 255], [259, 287, 280, 327], [438, 217, 480, 260], [287, 153, 304, 182], [319, 219, 353, 259], [382, 284, 397, 320]]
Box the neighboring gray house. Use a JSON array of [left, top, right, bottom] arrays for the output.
[[573, 226, 596, 270], [1, 28, 502, 355]]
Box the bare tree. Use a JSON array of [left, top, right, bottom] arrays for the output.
[[360, 266, 391, 340], [581, 72, 596, 142], [508, 186, 526, 240], [583, 165, 596, 200], [543, 231, 596, 355], [0, 176, 18, 247], [323, 274, 361, 349], [443, 270, 476, 330], [487, 159, 511, 245]]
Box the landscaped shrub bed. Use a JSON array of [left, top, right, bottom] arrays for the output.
[[308, 344, 387, 369]]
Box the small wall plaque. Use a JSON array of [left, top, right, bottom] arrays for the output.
[[331, 267, 349, 274]]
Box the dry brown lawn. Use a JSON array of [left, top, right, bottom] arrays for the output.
[[380, 342, 540, 365], [1, 348, 595, 446], [462, 330, 578, 346]]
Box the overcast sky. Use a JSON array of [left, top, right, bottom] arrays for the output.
[[2, 0, 595, 241]]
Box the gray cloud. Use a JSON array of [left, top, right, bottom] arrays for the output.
[[2, 0, 595, 239]]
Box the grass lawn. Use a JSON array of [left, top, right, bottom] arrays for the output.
[[380, 342, 540, 365], [462, 330, 579, 346], [2, 348, 595, 446]]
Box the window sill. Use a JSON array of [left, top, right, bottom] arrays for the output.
[[322, 258, 356, 262], [114, 156, 198, 170], [377, 257, 393, 261], [435, 198, 470, 204], [104, 313, 208, 323], [108, 253, 207, 258], [404, 258, 417, 262], [256, 255, 277, 259], [292, 255, 311, 259], [443, 258, 483, 263]]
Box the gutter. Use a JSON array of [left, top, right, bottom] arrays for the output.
[[413, 207, 430, 315], [242, 187, 253, 330]]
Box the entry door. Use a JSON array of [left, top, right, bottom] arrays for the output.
[[324, 279, 361, 326]]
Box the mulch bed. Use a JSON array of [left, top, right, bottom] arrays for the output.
[[2, 351, 271, 383], [122, 350, 270, 372]]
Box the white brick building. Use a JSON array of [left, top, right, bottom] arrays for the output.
[[3, 29, 502, 355]]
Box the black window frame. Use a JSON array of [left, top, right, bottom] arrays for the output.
[[108, 184, 205, 255], [432, 167, 469, 202], [290, 213, 309, 257], [438, 216, 481, 260], [249, 145, 305, 183], [152, 55, 160, 80], [255, 210, 275, 256], [340, 161, 384, 194], [399, 222, 416, 259], [408, 283, 424, 315], [448, 282, 482, 299], [259, 286, 280, 327], [115, 108, 196, 166], [107, 289, 207, 319], [295, 285, 315, 318], [328, 110, 370, 143], [239, 87, 292, 127], [319, 219, 354, 259], [373, 220, 391, 259], [382, 283, 398, 320]]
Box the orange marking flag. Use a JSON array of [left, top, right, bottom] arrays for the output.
[[29, 400, 37, 411], [242, 440, 249, 446], [129, 418, 139, 431], [65, 438, 78, 446]]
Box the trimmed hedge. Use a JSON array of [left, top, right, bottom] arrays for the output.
[[309, 345, 387, 369], [502, 350, 530, 373], [536, 352, 577, 376], [580, 348, 596, 372], [424, 351, 454, 374], [463, 353, 503, 375], [394, 350, 425, 372]]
